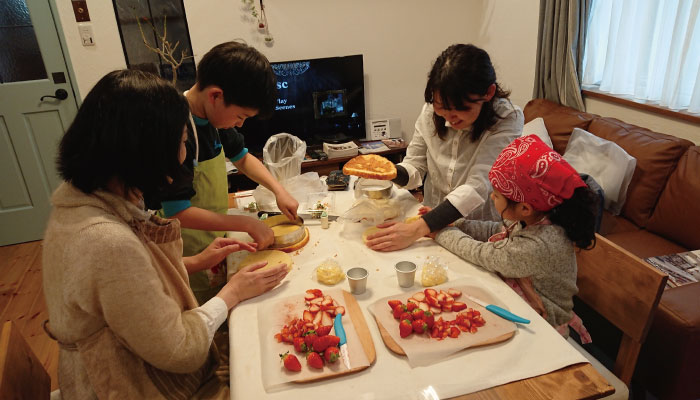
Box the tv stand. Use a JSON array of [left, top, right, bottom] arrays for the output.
[[315, 132, 351, 144]]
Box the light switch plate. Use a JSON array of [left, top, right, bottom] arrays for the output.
[[78, 25, 95, 46]]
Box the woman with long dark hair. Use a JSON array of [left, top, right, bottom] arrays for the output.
[[366, 44, 524, 251]]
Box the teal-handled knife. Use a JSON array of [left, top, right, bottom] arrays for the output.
[[465, 294, 530, 324], [333, 313, 351, 369]]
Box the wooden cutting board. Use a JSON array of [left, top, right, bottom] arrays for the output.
[[295, 290, 376, 383], [375, 316, 514, 355]]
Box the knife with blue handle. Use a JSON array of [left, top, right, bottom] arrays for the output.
[[333, 313, 351, 369], [465, 294, 530, 324]]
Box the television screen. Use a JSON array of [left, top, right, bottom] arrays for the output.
[[238, 54, 365, 155]]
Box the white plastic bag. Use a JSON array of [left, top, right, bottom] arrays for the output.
[[253, 172, 327, 212], [262, 133, 307, 182]]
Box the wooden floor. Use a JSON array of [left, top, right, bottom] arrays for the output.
[[0, 240, 59, 390]]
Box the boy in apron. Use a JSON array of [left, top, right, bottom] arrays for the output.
[[146, 41, 299, 305]]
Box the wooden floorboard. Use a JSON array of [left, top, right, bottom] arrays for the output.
[[0, 241, 59, 390]]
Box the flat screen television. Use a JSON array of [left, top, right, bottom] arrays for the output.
[[238, 54, 365, 155]]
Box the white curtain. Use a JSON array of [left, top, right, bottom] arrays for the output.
[[582, 0, 700, 113]]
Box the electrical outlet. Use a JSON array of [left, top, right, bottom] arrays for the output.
[[78, 25, 95, 46]]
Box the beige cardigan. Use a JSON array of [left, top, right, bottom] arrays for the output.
[[42, 183, 218, 399]]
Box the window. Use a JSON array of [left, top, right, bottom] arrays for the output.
[[582, 0, 700, 114], [112, 0, 195, 92]]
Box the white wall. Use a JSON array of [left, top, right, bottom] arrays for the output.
[[51, 0, 126, 99], [584, 98, 700, 145], [183, 0, 541, 140]]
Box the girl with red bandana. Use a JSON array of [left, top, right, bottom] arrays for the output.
[[434, 135, 597, 339]]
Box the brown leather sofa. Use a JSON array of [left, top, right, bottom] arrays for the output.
[[524, 99, 700, 400]]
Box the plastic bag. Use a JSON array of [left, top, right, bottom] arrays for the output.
[[339, 197, 403, 226], [253, 172, 327, 213], [421, 256, 448, 287], [262, 133, 307, 182], [313, 259, 345, 285]]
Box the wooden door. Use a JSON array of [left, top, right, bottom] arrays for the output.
[[0, 0, 78, 245]]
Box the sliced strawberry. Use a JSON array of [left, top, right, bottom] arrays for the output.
[[442, 303, 453, 312], [470, 326, 478, 334], [418, 302, 430, 312], [424, 288, 438, 297], [304, 292, 317, 301], [306, 289, 323, 297], [388, 299, 402, 310], [448, 326, 460, 338], [437, 293, 447, 303], [444, 294, 455, 304], [429, 306, 442, 315], [426, 295, 440, 307], [309, 304, 320, 313], [451, 302, 467, 312], [307, 351, 324, 369], [335, 306, 345, 316], [406, 302, 418, 312], [447, 288, 462, 298], [310, 297, 323, 305], [312, 311, 323, 326], [321, 311, 333, 327], [304, 322, 316, 329], [412, 292, 426, 302], [316, 325, 332, 336], [321, 298, 333, 307]]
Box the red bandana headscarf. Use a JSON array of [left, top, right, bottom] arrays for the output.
[[488, 135, 586, 211]]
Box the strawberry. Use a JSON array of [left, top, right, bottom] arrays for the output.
[[293, 337, 307, 353], [303, 310, 314, 322], [306, 288, 323, 298], [306, 351, 324, 369], [412, 292, 426, 302], [412, 319, 428, 334], [316, 325, 332, 336], [406, 302, 418, 312], [392, 304, 407, 319], [335, 306, 345, 316], [303, 330, 318, 348], [424, 288, 438, 297], [424, 311, 435, 328], [447, 288, 462, 298], [313, 335, 340, 352], [411, 309, 425, 320], [280, 352, 301, 372], [324, 346, 340, 363], [399, 319, 413, 338], [449, 326, 460, 338], [388, 299, 402, 310], [451, 301, 467, 312]]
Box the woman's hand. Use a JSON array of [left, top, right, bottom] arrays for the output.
[[217, 261, 289, 309], [184, 237, 257, 273], [365, 218, 431, 252], [418, 206, 432, 215], [275, 190, 299, 221], [245, 218, 274, 250]]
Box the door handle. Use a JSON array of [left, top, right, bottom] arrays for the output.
[[40, 89, 69, 101]]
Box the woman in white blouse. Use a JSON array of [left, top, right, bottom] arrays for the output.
[[366, 44, 524, 252]]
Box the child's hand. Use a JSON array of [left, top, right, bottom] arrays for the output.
[[418, 206, 432, 215], [275, 191, 299, 221], [247, 219, 274, 250]]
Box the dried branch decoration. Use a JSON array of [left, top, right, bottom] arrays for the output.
[[136, 14, 193, 85], [242, 0, 273, 43]]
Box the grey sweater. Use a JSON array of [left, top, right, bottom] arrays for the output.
[[435, 218, 578, 327]]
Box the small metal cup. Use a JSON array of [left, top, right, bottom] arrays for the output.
[[346, 267, 369, 295], [395, 261, 416, 288]]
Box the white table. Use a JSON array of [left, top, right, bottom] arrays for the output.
[[227, 183, 600, 399]]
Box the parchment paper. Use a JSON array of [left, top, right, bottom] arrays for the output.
[[368, 278, 516, 367], [258, 288, 370, 392]]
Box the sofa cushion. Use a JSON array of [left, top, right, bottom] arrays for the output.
[[646, 147, 700, 251], [605, 229, 687, 259], [523, 99, 597, 154], [598, 211, 640, 236], [521, 117, 554, 148], [587, 118, 693, 227]]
